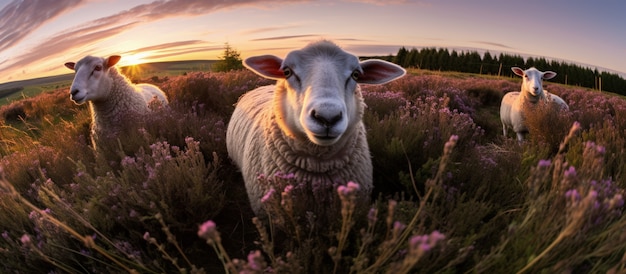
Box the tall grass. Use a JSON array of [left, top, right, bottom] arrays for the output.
[[0, 69, 625, 273]]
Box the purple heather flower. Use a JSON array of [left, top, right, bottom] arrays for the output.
[[565, 189, 581, 202], [538, 159, 551, 168], [283, 185, 294, 195], [393, 221, 406, 234], [261, 188, 276, 204], [337, 181, 361, 197], [367, 208, 377, 225], [409, 230, 446, 254], [198, 220, 219, 241], [564, 166, 577, 178], [20, 234, 31, 246], [247, 250, 264, 271], [121, 156, 136, 167]]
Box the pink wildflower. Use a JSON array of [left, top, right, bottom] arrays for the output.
[[198, 220, 219, 242]]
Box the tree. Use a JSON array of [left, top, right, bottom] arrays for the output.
[[213, 43, 244, 72]]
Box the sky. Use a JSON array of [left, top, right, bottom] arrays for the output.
[[0, 0, 624, 84]]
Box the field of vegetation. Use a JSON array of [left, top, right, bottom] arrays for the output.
[[1, 66, 626, 273], [0, 60, 216, 107]]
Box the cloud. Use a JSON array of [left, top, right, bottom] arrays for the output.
[[251, 34, 322, 41], [239, 25, 301, 35], [0, 0, 83, 52], [343, 0, 431, 6], [122, 40, 208, 55], [0, 0, 310, 82], [471, 41, 515, 49], [1, 22, 140, 76], [147, 46, 224, 60], [343, 44, 404, 56]]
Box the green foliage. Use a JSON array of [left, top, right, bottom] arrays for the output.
[[1, 68, 626, 273], [393, 47, 626, 94], [212, 43, 244, 72]]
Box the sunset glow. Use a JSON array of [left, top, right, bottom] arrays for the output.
[[0, 0, 624, 84], [119, 53, 150, 67]]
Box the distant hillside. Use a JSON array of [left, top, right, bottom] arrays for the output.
[[0, 60, 217, 102], [0, 74, 74, 92]]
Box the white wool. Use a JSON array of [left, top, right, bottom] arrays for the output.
[[228, 85, 372, 213], [66, 55, 168, 149], [227, 40, 405, 214], [500, 67, 569, 141]]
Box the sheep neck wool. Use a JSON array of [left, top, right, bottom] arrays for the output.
[[265, 113, 358, 175], [89, 68, 147, 143]]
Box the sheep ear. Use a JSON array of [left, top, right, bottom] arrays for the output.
[[244, 55, 284, 80], [105, 55, 121, 68], [357, 59, 406, 85], [542, 71, 557, 80], [511, 67, 524, 77], [65, 62, 75, 70]]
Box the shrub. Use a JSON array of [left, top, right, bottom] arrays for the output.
[[1, 69, 626, 273]]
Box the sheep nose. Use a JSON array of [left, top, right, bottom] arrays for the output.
[[71, 89, 80, 96], [311, 109, 342, 127]]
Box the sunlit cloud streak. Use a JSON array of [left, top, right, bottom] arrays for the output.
[[344, 0, 431, 6], [239, 25, 302, 35], [0, 0, 83, 53], [0, 0, 308, 81], [122, 40, 209, 55], [471, 41, 515, 50], [147, 46, 225, 60], [343, 44, 406, 56], [251, 34, 322, 41]]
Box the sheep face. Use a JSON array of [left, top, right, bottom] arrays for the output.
[[512, 67, 556, 100], [65, 55, 121, 105], [245, 41, 405, 146]]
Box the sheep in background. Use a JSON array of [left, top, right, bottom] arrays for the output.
[[226, 40, 406, 215], [500, 66, 569, 141], [65, 55, 168, 150]]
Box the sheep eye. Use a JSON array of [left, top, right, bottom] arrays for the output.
[[351, 70, 360, 81], [94, 65, 102, 72], [283, 67, 292, 78]]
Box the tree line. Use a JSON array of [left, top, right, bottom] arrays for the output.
[[381, 47, 626, 95]]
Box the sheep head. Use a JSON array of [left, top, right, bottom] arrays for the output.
[[245, 40, 405, 146], [512, 67, 556, 100], [65, 55, 121, 104]]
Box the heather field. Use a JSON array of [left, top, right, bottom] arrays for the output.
[[1, 68, 626, 273]]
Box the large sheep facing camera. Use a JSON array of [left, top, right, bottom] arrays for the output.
[[226, 40, 406, 214], [65, 55, 168, 151]]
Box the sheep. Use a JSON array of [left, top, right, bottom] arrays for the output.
[[500, 66, 569, 141], [226, 40, 406, 215], [64, 55, 168, 150]]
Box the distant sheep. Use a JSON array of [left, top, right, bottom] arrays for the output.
[[226, 40, 406, 214], [500, 66, 569, 141], [65, 55, 168, 150]]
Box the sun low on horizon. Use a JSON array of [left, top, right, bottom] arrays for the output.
[[0, 0, 625, 84], [118, 53, 151, 67]]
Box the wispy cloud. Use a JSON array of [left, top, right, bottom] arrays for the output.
[[343, 0, 431, 6], [122, 40, 208, 55], [471, 41, 515, 49], [251, 34, 322, 41], [0, 0, 309, 82], [0, 0, 83, 53], [343, 44, 404, 56], [148, 46, 225, 60], [239, 25, 302, 35]]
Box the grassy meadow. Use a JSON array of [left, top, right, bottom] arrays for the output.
[[0, 65, 626, 273]]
